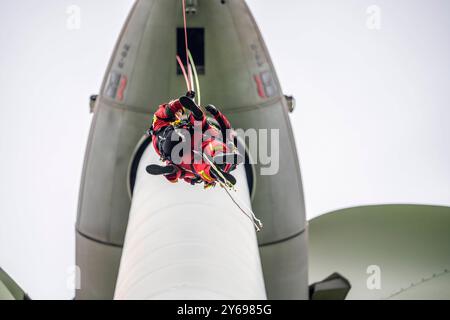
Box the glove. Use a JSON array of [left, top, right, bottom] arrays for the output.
[[186, 90, 196, 99]]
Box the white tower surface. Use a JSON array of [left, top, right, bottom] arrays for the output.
[[114, 143, 267, 300]]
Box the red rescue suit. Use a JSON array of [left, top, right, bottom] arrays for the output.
[[150, 99, 235, 185]]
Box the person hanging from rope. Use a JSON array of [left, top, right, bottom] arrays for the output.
[[145, 91, 243, 187]]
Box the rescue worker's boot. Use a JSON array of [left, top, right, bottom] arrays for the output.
[[179, 95, 203, 120], [186, 90, 196, 100], [210, 167, 237, 186], [146, 164, 177, 176], [205, 104, 219, 116]]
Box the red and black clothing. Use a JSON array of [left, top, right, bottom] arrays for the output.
[[149, 98, 235, 185]]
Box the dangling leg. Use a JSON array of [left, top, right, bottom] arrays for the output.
[[146, 164, 184, 184], [146, 164, 177, 176], [205, 104, 242, 169], [205, 104, 230, 142], [179, 95, 204, 120], [179, 95, 211, 140], [210, 166, 237, 186]]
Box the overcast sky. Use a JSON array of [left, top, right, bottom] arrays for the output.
[[0, 0, 449, 299]]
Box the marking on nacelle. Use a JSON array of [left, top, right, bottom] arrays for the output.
[[117, 75, 128, 101], [254, 74, 266, 99]]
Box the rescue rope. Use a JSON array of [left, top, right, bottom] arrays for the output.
[[182, 0, 191, 91], [222, 184, 263, 232], [195, 150, 263, 232], [188, 64, 195, 95], [180, 1, 203, 109], [176, 55, 191, 92], [188, 50, 202, 107]]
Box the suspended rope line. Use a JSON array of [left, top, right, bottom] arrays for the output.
[[222, 185, 263, 232], [195, 150, 263, 232], [182, 0, 191, 90], [188, 63, 195, 95], [188, 50, 201, 107], [176, 55, 191, 91], [179, 3, 261, 231]]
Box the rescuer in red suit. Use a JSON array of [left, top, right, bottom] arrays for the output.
[[146, 91, 243, 187]]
